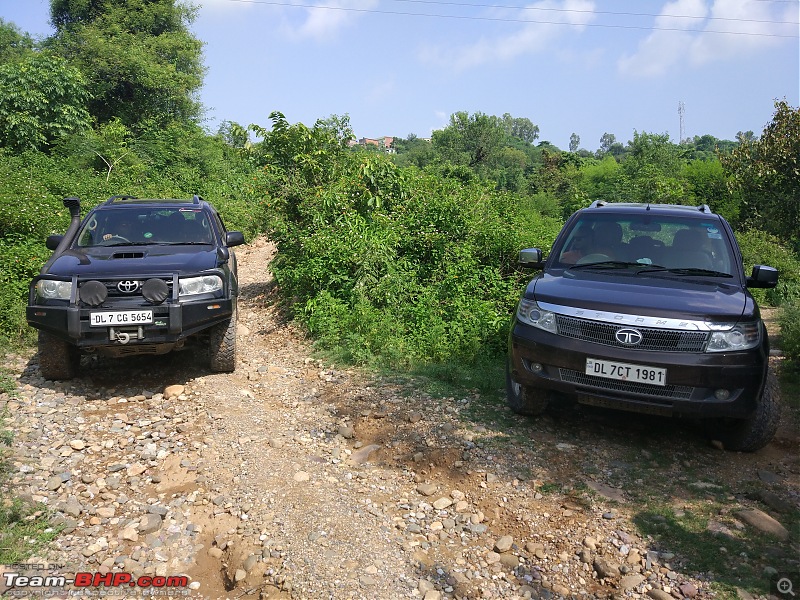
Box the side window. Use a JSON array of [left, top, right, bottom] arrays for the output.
[[213, 213, 227, 237]]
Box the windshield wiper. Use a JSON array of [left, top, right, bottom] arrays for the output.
[[568, 261, 646, 270], [637, 267, 733, 278]]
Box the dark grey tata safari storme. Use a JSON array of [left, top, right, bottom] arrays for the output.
[[507, 201, 780, 452], [27, 195, 245, 380]]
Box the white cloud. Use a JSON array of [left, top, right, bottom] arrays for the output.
[[197, 0, 377, 39], [282, 0, 379, 41], [618, 0, 796, 77], [688, 0, 796, 66], [419, 0, 597, 71]]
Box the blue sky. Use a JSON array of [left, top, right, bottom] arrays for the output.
[[4, 0, 799, 151]]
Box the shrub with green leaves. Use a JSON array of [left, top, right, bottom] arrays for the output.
[[258, 124, 563, 368], [779, 300, 800, 362], [735, 228, 800, 306]]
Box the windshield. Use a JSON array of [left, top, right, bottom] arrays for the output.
[[554, 213, 736, 276], [76, 208, 214, 247]]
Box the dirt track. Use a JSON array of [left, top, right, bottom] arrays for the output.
[[2, 239, 798, 600]]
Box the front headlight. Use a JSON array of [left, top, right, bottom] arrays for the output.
[[178, 275, 223, 297], [36, 279, 73, 300], [516, 298, 558, 333], [706, 322, 760, 352]]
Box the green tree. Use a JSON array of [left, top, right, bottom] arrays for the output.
[[432, 111, 505, 173], [0, 52, 91, 151], [216, 120, 250, 150], [597, 132, 625, 159], [599, 133, 616, 154], [501, 113, 539, 144], [736, 130, 757, 143], [392, 135, 436, 169], [0, 19, 34, 63], [619, 131, 687, 203], [576, 155, 625, 203], [47, 0, 205, 130], [722, 100, 800, 248], [569, 133, 580, 153], [682, 158, 739, 222]]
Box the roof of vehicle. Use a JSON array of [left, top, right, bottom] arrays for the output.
[[582, 201, 718, 217], [101, 195, 207, 207]]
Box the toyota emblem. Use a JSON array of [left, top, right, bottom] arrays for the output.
[[615, 327, 643, 345], [117, 280, 140, 293]]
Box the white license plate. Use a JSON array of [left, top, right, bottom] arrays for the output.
[[90, 310, 153, 327], [585, 358, 666, 386]]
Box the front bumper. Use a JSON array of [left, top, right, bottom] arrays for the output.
[[27, 299, 234, 349], [27, 273, 235, 350], [508, 319, 768, 419]]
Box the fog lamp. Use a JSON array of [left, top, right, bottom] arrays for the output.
[[714, 389, 731, 401]]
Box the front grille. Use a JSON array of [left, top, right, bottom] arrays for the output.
[[559, 368, 695, 400], [556, 315, 708, 352], [90, 278, 174, 299]]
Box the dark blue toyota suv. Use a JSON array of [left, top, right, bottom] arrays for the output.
[[507, 201, 780, 451], [27, 195, 245, 380]]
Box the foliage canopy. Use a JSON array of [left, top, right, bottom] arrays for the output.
[[47, 0, 205, 130], [0, 53, 91, 151]]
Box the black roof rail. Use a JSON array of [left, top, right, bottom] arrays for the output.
[[589, 200, 607, 208], [105, 195, 138, 204], [192, 195, 203, 204], [697, 204, 711, 213]]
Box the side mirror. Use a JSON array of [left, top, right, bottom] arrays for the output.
[[226, 231, 245, 248], [519, 248, 544, 269], [46, 235, 64, 251], [747, 265, 778, 289]]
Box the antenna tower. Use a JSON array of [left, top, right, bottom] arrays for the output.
[[678, 101, 685, 144]]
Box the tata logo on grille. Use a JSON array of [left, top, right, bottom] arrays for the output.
[[117, 280, 140, 293], [615, 328, 643, 345]]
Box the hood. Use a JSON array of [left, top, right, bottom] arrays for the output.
[[45, 246, 221, 278], [528, 270, 751, 321]]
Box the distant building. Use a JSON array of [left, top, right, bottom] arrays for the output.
[[355, 136, 395, 153]]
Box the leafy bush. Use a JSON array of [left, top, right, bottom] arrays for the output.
[[779, 300, 800, 362], [260, 133, 563, 368], [735, 228, 800, 306]]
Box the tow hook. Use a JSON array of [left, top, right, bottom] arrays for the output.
[[109, 327, 144, 344]]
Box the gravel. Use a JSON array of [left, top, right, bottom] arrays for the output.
[[1, 239, 797, 600]]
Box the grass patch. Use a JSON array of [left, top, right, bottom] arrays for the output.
[[633, 495, 796, 599], [778, 360, 800, 411], [0, 498, 61, 564], [405, 355, 505, 398], [537, 482, 563, 495]]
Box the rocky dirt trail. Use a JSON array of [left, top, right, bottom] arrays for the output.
[[1, 239, 798, 600]]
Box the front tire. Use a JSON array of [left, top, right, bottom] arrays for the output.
[[506, 361, 550, 416], [209, 306, 237, 373], [710, 371, 781, 452], [38, 331, 79, 380]]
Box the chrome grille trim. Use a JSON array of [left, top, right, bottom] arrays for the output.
[[539, 301, 711, 330], [559, 368, 695, 400], [555, 315, 708, 352]]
